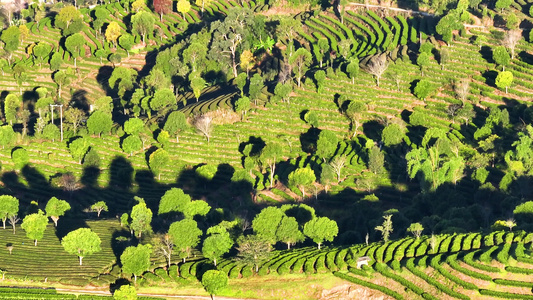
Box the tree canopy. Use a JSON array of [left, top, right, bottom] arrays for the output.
[[61, 228, 101, 265]]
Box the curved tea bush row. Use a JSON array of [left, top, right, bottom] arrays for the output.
[[479, 289, 533, 299], [430, 254, 478, 291], [333, 272, 405, 300], [374, 262, 437, 299], [405, 257, 470, 300]]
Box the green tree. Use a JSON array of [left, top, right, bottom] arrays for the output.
[[64, 33, 85, 68], [375, 214, 393, 242], [109, 67, 138, 98], [252, 207, 284, 245], [0, 125, 15, 149], [93, 96, 113, 115], [493, 46, 510, 71], [122, 135, 142, 156], [150, 88, 175, 113], [11, 147, 29, 170], [407, 222, 424, 239], [56, 6, 82, 35], [259, 143, 283, 189], [113, 285, 137, 300], [50, 52, 63, 71], [235, 96, 251, 120], [495, 0, 512, 12], [45, 197, 71, 227], [346, 57, 359, 84], [495, 70, 513, 93], [182, 200, 211, 219], [53, 70, 70, 99], [168, 219, 202, 262], [248, 73, 264, 104], [131, 11, 155, 44], [123, 118, 144, 135], [0, 26, 20, 64], [274, 82, 292, 104], [190, 75, 206, 102], [4, 94, 20, 126], [236, 235, 272, 272], [436, 13, 461, 45], [0, 195, 18, 230], [368, 145, 384, 174], [413, 79, 435, 101], [416, 52, 430, 76], [94, 49, 108, 64], [201, 270, 228, 300], [21, 210, 48, 246], [164, 111, 187, 143], [87, 110, 113, 137], [314, 38, 329, 68], [314, 70, 326, 93], [235, 72, 247, 96], [121, 244, 152, 282], [276, 216, 304, 249], [289, 48, 312, 87], [316, 130, 338, 162], [42, 124, 60, 142], [119, 34, 134, 57], [158, 187, 191, 215], [61, 228, 101, 265], [32, 43, 52, 68], [130, 199, 153, 238], [149, 148, 169, 180], [382, 123, 405, 147], [90, 201, 108, 218], [183, 42, 208, 72], [288, 168, 316, 198], [345, 100, 366, 137], [303, 217, 338, 249], [202, 226, 233, 266], [304, 111, 319, 128], [68, 137, 90, 164]]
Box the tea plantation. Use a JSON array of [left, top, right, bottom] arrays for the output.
[[1, 0, 533, 298]]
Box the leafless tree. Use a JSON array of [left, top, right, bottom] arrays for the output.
[[277, 61, 292, 84], [503, 29, 521, 60], [329, 155, 347, 182], [60, 173, 79, 195], [8, 215, 19, 234], [454, 78, 470, 104], [447, 104, 462, 123], [152, 234, 174, 269], [363, 54, 389, 87], [429, 234, 439, 254], [193, 114, 213, 143]]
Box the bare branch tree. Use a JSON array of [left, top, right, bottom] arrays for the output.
[[193, 114, 213, 143], [363, 54, 389, 87], [453, 78, 470, 104], [446, 104, 462, 123], [503, 29, 521, 60], [329, 155, 347, 182], [7, 215, 19, 234]]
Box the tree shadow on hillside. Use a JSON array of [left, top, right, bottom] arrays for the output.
[[96, 66, 116, 99], [55, 218, 89, 240], [70, 90, 90, 113], [300, 127, 321, 154]]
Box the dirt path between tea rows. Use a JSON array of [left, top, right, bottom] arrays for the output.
[[55, 288, 258, 300]]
